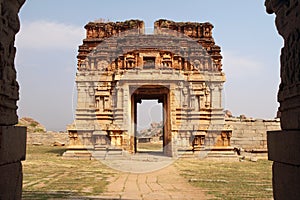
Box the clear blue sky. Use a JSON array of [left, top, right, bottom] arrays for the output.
[[15, 0, 283, 131]]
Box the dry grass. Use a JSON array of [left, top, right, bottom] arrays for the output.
[[22, 145, 273, 199], [175, 158, 273, 200], [137, 142, 163, 151], [22, 145, 116, 199]]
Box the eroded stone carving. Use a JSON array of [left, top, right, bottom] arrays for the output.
[[0, 0, 25, 126], [266, 0, 300, 129]]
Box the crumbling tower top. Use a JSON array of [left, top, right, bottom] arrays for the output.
[[154, 19, 222, 70], [78, 19, 223, 71], [85, 19, 145, 39]]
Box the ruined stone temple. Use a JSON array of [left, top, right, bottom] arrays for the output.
[[64, 19, 233, 158]]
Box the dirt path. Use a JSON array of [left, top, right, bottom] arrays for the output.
[[96, 164, 209, 200]]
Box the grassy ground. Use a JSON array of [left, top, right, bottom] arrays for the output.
[[22, 145, 273, 199], [175, 159, 273, 200], [137, 142, 163, 151], [22, 145, 116, 199]]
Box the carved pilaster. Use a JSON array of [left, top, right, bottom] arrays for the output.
[[0, 0, 25, 125], [266, 0, 300, 130], [209, 83, 223, 109], [177, 81, 184, 107]]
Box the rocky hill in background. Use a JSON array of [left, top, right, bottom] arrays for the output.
[[137, 121, 163, 138], [17, 117, 69, 146], [17, 117, 46, 133]]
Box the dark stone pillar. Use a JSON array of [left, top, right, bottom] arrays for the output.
[[265, 0, 300, 199], [0, 0, 27, 199]]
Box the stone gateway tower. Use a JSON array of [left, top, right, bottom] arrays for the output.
[[64, 19, 232, 158]]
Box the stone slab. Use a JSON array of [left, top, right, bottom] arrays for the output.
[[268, 130, 300, 165], [273, 162, 300, 200], [62, 150, 92, 160], [0, 162, 23, 200], [0, 126, 27, 165]]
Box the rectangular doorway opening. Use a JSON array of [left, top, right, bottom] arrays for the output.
[[136, 99, 163, 153]]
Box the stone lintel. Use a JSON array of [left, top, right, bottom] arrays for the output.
[[0, 126, 27, 165], [268, 130, 300, 166]]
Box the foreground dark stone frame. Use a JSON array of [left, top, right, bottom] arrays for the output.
[[265, 0, 300, 199], [0, 0, 27, 199]]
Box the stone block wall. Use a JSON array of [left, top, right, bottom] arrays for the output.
[[226, 118, 281, 150]]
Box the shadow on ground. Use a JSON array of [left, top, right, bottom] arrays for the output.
[[46, 147, 67, 156]]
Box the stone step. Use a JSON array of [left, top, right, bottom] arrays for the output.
[[62, 150, 92, 160], [92, 155, 126, 160], [91, 150, 125, 160], [205, 151, 238, 160], [92, 150, 123, 156], [177, 148, 238, 159], [207, 151, 236, 156]]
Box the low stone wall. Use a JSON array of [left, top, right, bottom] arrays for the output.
[[226, 118, 281, 150], [27, 131, 69, 146]]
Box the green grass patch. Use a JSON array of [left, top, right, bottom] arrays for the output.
[[175, 159, 273, 200]]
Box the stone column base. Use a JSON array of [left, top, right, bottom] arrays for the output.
[[0, 126, 27, 200], [268, 130, 300, 200]]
